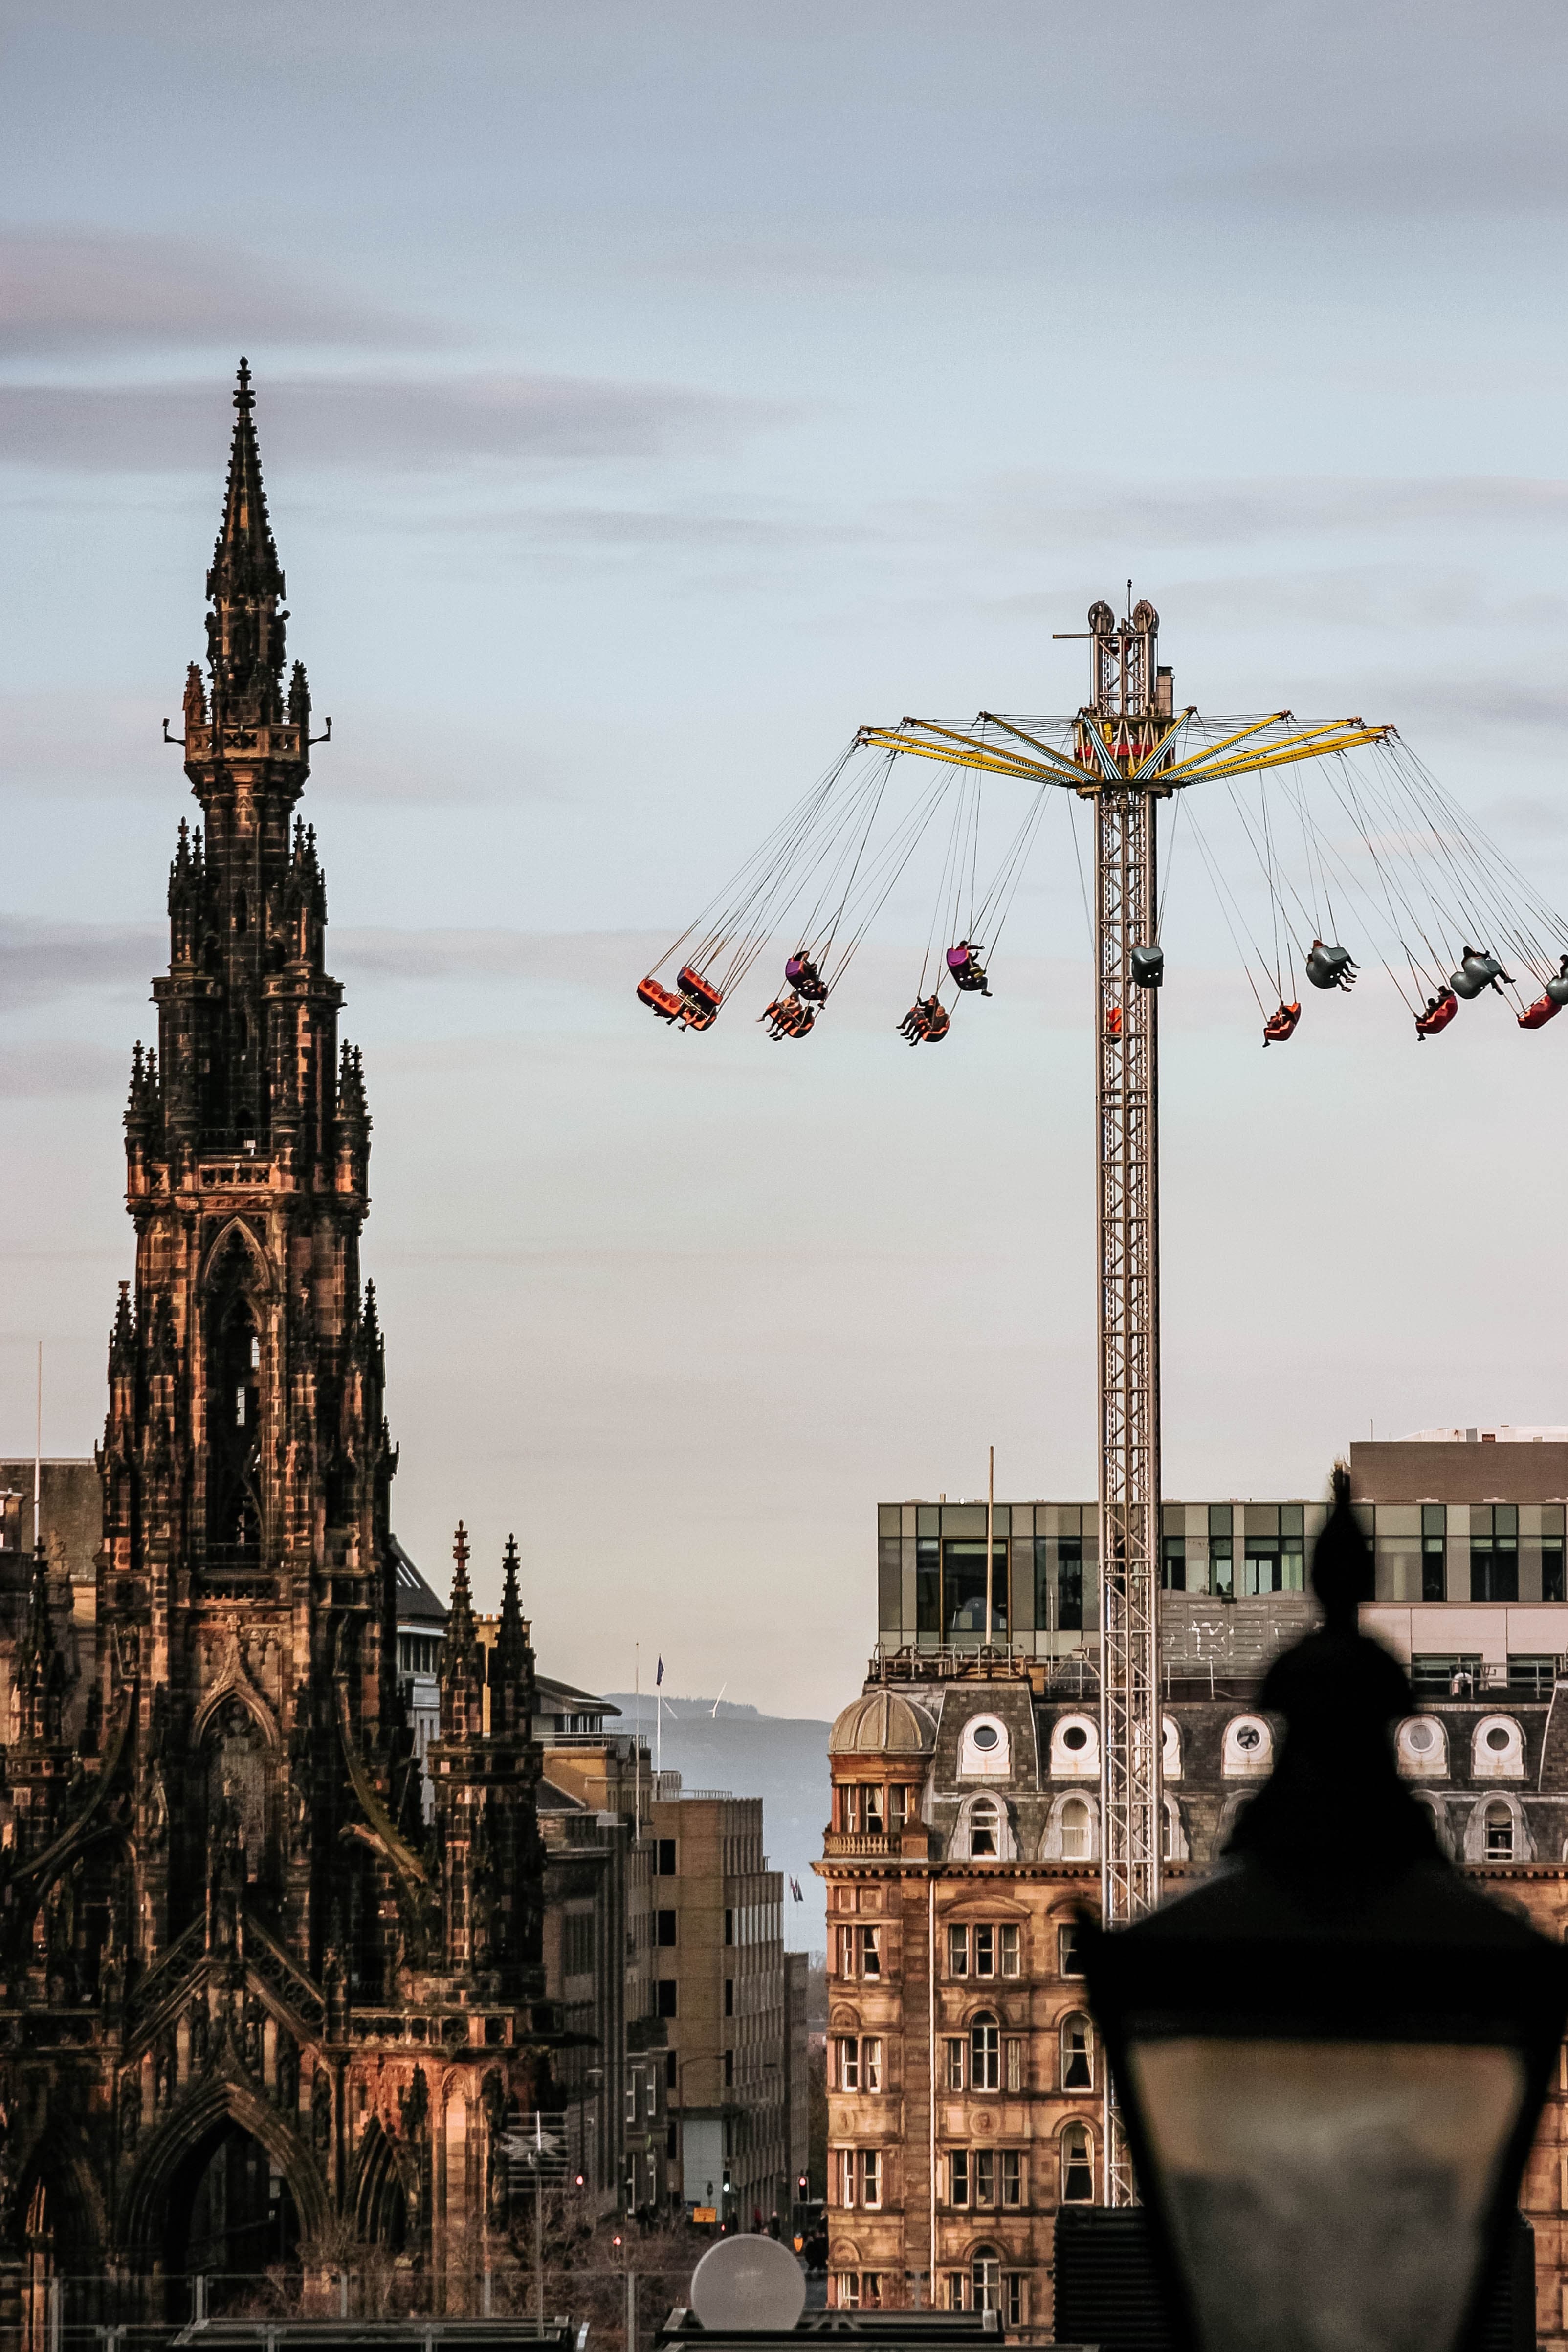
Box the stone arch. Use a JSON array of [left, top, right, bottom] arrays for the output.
[[13, 2133, 107, 2300], [191, 1648, 281, 1754], [953, 1791, 1015, 1861], [1463, 1791, 1534, 1864], [118, 2074, 330, 2271], [348, 2115, 414, 2250], [1038, 1790, 1099, 1862], [199, 1215, 277, 1300]]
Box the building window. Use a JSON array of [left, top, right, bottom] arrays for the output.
[[970, 2013, 1000, 2092], [724, 1908, 734, 1944], [1485, 1802, 1515, 1861], [971, 2249, 1000, 2315], [1005, 2037, 1023, 2093], [973, 1924, 995, 1977], [1546, 1547, 1566, 1605], [563, 1914, 594, 1974], [655, 1910, 676, 1947], [838, 1925, 881, 1979], [1209, 1503, 1234, 1598], [1061, 2124, 1094, 2202], [950, 2149, 970, 2207], [861, 2150, 881, 2207], [1161, 1532, 1186, 1591], [945, 2038, 966, 2091], [860, 2276, 882, 2309], [1005, 2275, 1028, 2327], [1057, 1538, 1084, 1630], [1472, 1505, 1519, 1603], [942, 1539, 1008, 1639], [916, 1536, 941, 1634], [974, 2149, 995, 2207], [655, 1838, 676, 1875], [999, 1922, 1020, 1975], [665, 2051, 677, 2088], [1422, 1504, 1447, 1602], [942, 2275, 965, 2312], [948, 1924, 970, 1977], [862, 2035, 882, 2090], [656, 1981, 677, 2019], [1061, 2013, 1093, 2090], [836, 2037, 860, 2092], [724, 2050, 734, 2088], [833, 2035, 882, 2092], [724, 1978, 734, 2017], [1060, 1797, 1092, 1860], [969, 1798, 1001, 1859], [1002, 2150, 1024, 2208], [888, 1784, 912, 1831], [1059, 1922, 1084, 1978]]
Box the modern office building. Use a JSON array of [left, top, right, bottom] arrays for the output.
[[824, 1434, 1568, 2337], [648, 1785, 792, 2230], [877, 1433, 1568, 1678]]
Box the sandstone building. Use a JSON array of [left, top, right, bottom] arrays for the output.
[[821, 1439, 1568, 2340], [0, 368, 555, 2338]]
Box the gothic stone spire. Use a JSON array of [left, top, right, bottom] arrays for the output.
[[205, 358, 287, 723]]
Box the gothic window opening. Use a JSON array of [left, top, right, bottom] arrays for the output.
[[1484, 1802, 1515, 1861], [206, 1275, 263, 1561]]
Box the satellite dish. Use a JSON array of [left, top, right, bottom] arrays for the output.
[[690, 2234, 806, 2332]]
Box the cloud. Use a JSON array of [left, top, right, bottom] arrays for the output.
[[0, 919, 157, 1014], [0, 372, 782, 475], [0, 1042, 125, 1096], [969, 474, 1568, 555], [0, 229, 440, 359], [436, 504, 856, 552], [0, 691, 565, 808]]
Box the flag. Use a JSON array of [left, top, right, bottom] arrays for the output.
[[656, 1657, 664, 1686], [790, 1877, 803, 1902]]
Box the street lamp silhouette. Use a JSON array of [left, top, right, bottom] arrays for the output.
[[1084, 1470, 1568, 2352]]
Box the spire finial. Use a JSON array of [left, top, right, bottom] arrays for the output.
[[234, 356, 254, 414]]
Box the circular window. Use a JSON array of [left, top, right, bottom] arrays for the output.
[[1408, 1723, 1434, 1752], [1236, 1724, 1261, 1752], [1062, 1724, 1088, 1752], [971, 1722, 999, 1752], [1487, 1725, 1512, 1752]]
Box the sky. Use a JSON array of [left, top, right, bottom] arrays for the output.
[[4, 0, 1568, 1718]]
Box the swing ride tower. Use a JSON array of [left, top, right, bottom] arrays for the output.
[[1073, 597, 1169, 1938], [641, 608, 1405, 2205]]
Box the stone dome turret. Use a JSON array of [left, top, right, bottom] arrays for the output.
[[830, 1689, 937, 1757]]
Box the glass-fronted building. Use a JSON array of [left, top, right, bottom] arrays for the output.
[[878, 1431, 1568, 1676]]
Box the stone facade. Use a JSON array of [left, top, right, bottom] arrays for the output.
[[0, 367, 554, 2338], [818, 1642, 1568, 2340]]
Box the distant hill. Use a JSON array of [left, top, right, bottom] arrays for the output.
[[604, 1693, 829, 1952]]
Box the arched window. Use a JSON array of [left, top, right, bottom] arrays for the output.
[[968, 1798, 1000, 1859], [1223, 1716, 1274, 1778], [1060, 2124, 1094, 2203], [1050, 1714, 1100, 1777], [1397, 1716, 1449, 1779], [1161, 1795, 1187, 1862], [960, 1715, 1011, 1778], [1060, 2013, 1093, 2091], [1060, 1797, 1092, 1861], [1484, 1801, 1514, 1861], [971, 2248, 1000, 2315], [970, 2013, 1000, 2091], [1472, 1717, 1525, 1781]]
